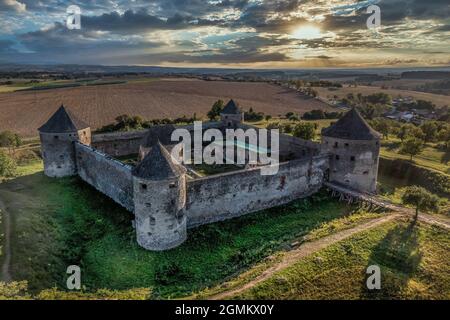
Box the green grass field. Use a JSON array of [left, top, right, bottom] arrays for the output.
[[229, 219, 450, 300], [381, 138, 449, 175], [1, 159, 368, 297]]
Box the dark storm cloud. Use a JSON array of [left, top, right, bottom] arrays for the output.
[[123, 49, 289, 65], [81, 9, 222, 32], [305, 55, 334, 60], [324, 0, 450, 32], [13, 22, 164, 64]]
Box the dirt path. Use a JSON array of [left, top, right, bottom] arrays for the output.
[[0, 197, 12, 283], [210, 213, 402, 300]]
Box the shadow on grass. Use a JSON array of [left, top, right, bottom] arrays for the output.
[[440, 150, 450, 166], [361, 220, 422, 299], [384, 141, 401, 152]]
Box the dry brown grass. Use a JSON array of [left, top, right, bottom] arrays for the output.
[[0, 79, 330, 137]]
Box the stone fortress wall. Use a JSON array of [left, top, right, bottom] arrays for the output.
[[91, 130, 147, 157], [74, 127, 327, 228], [39, 104, 380, 251], [75, 142, 134, 211], [185, 155, 329, 228]]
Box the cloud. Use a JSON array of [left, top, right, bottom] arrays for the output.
[[305, 55, 334, 60], [0, 39, 16, 53], [0, 0, 26, 12], [0, 0, 449, 66]]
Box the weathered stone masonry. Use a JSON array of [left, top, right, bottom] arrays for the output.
[[185, 156, 328, 228], [75, 142, 134, 212], [39, 102, 380, 251]]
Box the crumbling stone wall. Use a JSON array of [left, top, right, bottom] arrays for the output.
[[91, 131, 147, 157], [75, 142, 134, 211], [239, 124, 320, 160], [185, 155, 329, 228]]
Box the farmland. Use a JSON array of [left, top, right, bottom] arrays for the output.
[[0, 79, 330, 137], [316, 85, 450, 108]]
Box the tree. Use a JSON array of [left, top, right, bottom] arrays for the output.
[[207, 100, 224, 121], [359, 104, 376, 120], [402, 186, 439, 220], [400, 138, 424, 161], [283, 123, 293, 134], [397, 123, 424, 142], [0, 150, 16, 177], [420, 121, 438, 143], [0, 131, 21, 155], [372, 119, 390, 140], [437, 125, 450, 151], [397, 123, 413, 142], [366, 92, 392, 105], [293, 122, 316, 140]]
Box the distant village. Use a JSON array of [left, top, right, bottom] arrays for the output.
[[383, 97, 439, 125]]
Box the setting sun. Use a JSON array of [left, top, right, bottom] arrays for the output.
[[292, 25, 322, 39]]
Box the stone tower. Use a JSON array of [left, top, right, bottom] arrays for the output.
[[321, 108, 381, 194], [132, 141, 188, 251], [39, 105, 91, 178], [220, 99, 244, 128]]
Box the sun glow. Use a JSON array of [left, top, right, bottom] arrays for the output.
[[292, 25, 322, 39]]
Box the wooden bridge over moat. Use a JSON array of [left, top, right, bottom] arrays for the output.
[[325, 181, 450, 230], [325, 182, 411, 213]]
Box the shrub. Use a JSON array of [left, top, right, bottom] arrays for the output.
[[293, 122, 316, 140], [0, 150, 17, 177]]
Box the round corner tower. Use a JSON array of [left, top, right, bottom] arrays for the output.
[[39, 105, 91, 178], [132, 141, 187, 251], [321, 108, 381, 194], [220, 99, 244, 129]]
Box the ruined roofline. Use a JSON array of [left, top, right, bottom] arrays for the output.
[[221, 99, 242, 115], [39, 105, 89, 133], [133, 140, 186, 180], [321, 108, 381, 141]]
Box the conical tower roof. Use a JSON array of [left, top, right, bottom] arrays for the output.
[[133, 141, 186, 180], [39, 105, 89, 133], [322, 108, 381, 140], [221, 99, 241, 114]]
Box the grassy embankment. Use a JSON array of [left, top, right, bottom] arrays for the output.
[[380, 137, 449, 175], [197, 218, 450, 300], [0, 158, 386, 298]]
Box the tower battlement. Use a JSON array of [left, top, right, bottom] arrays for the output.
[[39, 103, 380, 251]]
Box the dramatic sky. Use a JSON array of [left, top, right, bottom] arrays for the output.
[[0, 0, 449, 68]]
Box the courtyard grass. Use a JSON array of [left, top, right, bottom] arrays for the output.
[[228, 219, 450, 300], [191, 163, 242, 176], [0, 159, 375, 297]]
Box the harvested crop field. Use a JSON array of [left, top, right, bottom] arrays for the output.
[[0, 79, 330, 137]]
